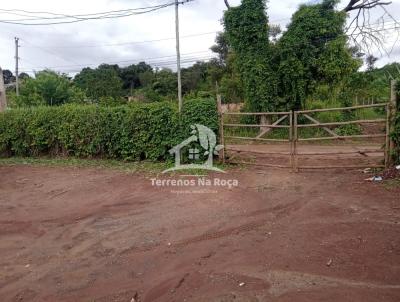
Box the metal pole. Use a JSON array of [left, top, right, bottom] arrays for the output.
[[15, 37, 20, 96], [175, 0, 182, 113]]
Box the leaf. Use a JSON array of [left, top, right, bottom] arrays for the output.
[[195, 124, 212, 150]]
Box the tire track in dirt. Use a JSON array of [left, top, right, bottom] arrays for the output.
[[173, 200, 305, 247], [229, 269, 400, 297], [120, 200, 305, 255]]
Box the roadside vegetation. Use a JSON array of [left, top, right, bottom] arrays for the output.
[[1, 0, 399, 164], [0, 99, 218, 161]]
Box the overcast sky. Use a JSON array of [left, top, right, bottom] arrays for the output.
[[0, 0, 399, 76]]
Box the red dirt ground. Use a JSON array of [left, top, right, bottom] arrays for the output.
[[0, 164, 399, 301]]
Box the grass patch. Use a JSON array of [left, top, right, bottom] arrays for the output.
[[0, 157, 232, 176], [383, 179, 400, 190]]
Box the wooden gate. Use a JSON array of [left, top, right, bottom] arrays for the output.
[[221, 110, 294, 169], [219, 102, 396, 171], [293, 103, 390, 171]]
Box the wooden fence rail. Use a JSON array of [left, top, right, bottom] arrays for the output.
[[219, 99, 397, 171], [296, 119, 387, 128], [295, 103, 387, 114], [293, 103, 389, 171], [224, 124, 290, 128]]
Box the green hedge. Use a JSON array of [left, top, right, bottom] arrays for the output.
[[0, 99, 218, 161]]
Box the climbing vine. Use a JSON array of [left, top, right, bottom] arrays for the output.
[[223, 0, 361, 111], [223, 0, 278, 112], [277, 0, 360, 109]]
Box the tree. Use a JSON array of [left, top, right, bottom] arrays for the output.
[[181, 61, 209, 94], [210, 33, 245, 103], [269, 24, 282, 43], [210, 32, 230, 64], [74, 65, 123, 101], [223, 0, 278, 112], [120, 62, 153, 93], [152, 68, 177, 98], [138, 71, 155, 88], [224, 0, 398, 56], [277, 0, 361, 108], [15, 70, 86, 107], [222, 0, 362, 110], [343, 0, 398, 54], [2, 70, 15, 84], [366, 55, 378, 71], [19, 73, 30, 81]]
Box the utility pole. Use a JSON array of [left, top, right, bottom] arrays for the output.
[[0, 66, 7, 112], [15, 37, 20, 96], [175, 0, 182, 113]]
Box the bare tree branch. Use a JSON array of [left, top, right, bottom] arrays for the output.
[[343, 0, 392, 12], [343, 0, 399, 55], [224, 0, 230, 9], [344, 0, 360, 12]]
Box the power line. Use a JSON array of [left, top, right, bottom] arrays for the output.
[[0, 6, 170, 26], [15, 18, 400, 50], [0, 2, 190, 19], [0, 1, 194, 26], [24, 31, 218, 49], [20, 55, 217, 72], [18, 50, 213, 70], [17, 22, 400, 73], [18, 56, 217, 73], [18, 53, 217, 73], [20, 38, 82, 66], [0, 4, 171, 19]]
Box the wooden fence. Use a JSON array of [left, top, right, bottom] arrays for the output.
[[293, 103, 389, 171], [218, 100, 397, 172]]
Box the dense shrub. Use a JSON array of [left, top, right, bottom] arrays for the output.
[[0, 99, 218, 161]]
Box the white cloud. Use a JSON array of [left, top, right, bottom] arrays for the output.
[[0, 0, 399, 75]]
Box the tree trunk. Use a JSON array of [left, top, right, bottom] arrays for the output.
[[260, 115, 271, 133]]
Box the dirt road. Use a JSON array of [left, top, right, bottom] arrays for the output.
[[0, 165, 399, 301]]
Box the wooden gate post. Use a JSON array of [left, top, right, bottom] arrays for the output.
[[385, 103, 391, 168], [387, 80, 398, 167], [293, 111, 299, 172], [217, 94, 225, 163], [289, 111, 294, 172], [0, 67, 7, 112]]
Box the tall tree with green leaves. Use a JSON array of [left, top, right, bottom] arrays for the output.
[[223, 0, 278, 112], [14, 70, 85, 107], [74, 65, 123, 101], [277, 0, 361, 108]]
